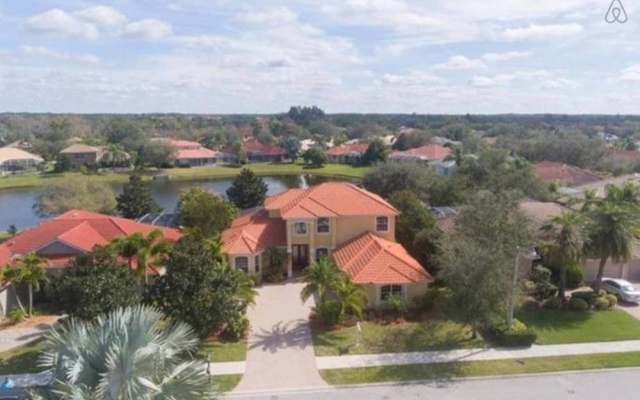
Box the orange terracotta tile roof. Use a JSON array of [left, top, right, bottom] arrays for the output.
[[221, 209, 286, 254], [0, 210, 181, 267], [244, 139, 286, 156], [389, 145, 452, 160], [534, 161, 604, 187], [264, 182, 399, 219], [325, 143, 369, 156], [333, 232, 433, 284], [176, 148, 219, 160]]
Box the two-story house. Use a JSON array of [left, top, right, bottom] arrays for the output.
[[221, 182, 433, 308], [60, 144, 105, 169]]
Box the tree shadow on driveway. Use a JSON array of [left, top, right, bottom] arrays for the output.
[[249, 318, 312, 353]]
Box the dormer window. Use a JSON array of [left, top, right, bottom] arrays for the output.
[[317, 218, 330, 234], [376, 216, 389, 232]]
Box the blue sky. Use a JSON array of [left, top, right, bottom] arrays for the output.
[[0, 0, 639, 114]]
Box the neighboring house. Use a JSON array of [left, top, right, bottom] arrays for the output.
[[60, 144, 105, 169], [534, 161, 604, 187], [435, 160, 457, 177], [221, 139, 287, 163], [520, 199, 640, 282], [221, 182, 434, 308], [2, 140, 33, 150], [432, 136, 462, 147], [161, 139, 219, 167], [0, 148, 44, 174], [325, 142, 369, 164], [300, 139, 318, 152], [0, 210, 181, 274], [389, 144, 452, 163]]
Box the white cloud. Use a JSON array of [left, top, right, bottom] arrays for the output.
[[20, 46, 100, 65], [74, 5, 128, 26], [234, 7, 298, 25], [469, 74, 515, 87], [25, 9, 99, 40], [433, 55, 486, 70], [621, 65, 640, 81], [542, 78, 578, 89], [482, 51, 531, 62], [378, 71, 444, 86], [122, 19, 173, 40], [502, 23, 584, 41]]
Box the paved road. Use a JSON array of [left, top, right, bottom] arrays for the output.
[[226, 368, 640, 400], [233, 282, 326, 392]]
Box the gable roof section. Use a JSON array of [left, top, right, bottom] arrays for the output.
[[264, 182, 399, 219], [534, 161, 604, 187], [0, 210, 181, 267], [333, 232, 433, 284], [60, 144, 101, 154], [221, 209, 286, 254], [389, 144, 452, 161], [325, 143, 369, 156]]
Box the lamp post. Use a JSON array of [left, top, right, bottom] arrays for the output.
[[206, 354, 211, 383]]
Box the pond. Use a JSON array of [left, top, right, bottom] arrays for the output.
[[0, 174, 352, 230]]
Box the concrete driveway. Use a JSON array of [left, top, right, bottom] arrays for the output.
[[618, 282, 640, 320], [233, 281, 327, 393]]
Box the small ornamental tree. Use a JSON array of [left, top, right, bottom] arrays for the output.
[[302, 147, 327, 167], [226, 168, 268, 210], [53, 154, 71, 173], [116, 174, 162, 219], [282, 136, 301, 162], [178, 187, 238, 238], [361, 139, 390, 166]]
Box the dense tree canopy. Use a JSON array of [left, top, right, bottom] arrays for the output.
[[178, 187, 238, 237], [226, 168, 268, 210], [116, 174, 162, 219]]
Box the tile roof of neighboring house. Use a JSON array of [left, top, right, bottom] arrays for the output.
[[0, 148, 44, 164], [519, 199, 569, 229], [153, 138, 219, 160], [221, 209, 286, 254], [265, 182, 398, 219], [2, 140, 32, 150], [435, 215, 458, 238], [0, 210, 181, 267], [534, 161, 604, 187], [60, 144, 102, 154], [243, 139, 286, 156], [389, 144, 452, 161], [333, 232, 434, 284], [603, 148, 640, 163], [325, 142, 369, 156]]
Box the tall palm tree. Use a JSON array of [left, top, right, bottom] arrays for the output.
[[112, 230, 172, 284], [540, 212, 585, 300], [35, 306, 215, 400], [4, 253, 48, 316], [586, 201, 640, 292], [101, 143, 130, 170], [333, 274, 367, 322], [300, 257, 340, 306]]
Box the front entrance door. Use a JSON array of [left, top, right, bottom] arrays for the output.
[[291, 245, 309, 271]]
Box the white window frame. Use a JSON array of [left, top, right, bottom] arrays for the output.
[[316, 218, 331, 234], [234, 256, 249, 274], [375, 216, 389, 232], [378, 284, 404, 303], [315, 247, 329, 261], [293, 222, 308, 236]]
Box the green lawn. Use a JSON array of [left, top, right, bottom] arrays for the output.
[[199, 338, 247, 363], [0, 340, 45, 375], [321, 351, 640, 385], [0, 163, 368, 190], [312, 319, 484, 357], [517, 309, 640, 344], [212, 375, 242, 392], [0, 231, 10, 243]]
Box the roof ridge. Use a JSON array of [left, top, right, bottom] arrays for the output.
[[347, 183, 399, 214], [342, 232, 383, 280]]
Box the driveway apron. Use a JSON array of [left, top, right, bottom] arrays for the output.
[[234, 281, 327, 392]]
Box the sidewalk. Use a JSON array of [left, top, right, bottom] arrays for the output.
[[0, 316, 60, 353], [315, 340, 640, 370]]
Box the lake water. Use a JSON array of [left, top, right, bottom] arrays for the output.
[[0, 174, 349, 230]]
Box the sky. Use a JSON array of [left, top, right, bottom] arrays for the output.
[[0, 0, 639, 114]]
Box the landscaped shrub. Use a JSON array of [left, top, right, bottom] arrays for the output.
[[9, 307, 26, 324], [594, 297, 611, 311], [223, 315, 250, 340], [413, 288, 448, 313], [530, 266, 557, 300], [542, 296, 563, 310], [481, 318, 537, 348], [568, 297, 589, 312], [520, 299, 540, 311], [386, 294, 408, 318], [519, 279, 537, 296], [571, 290, 599, 307], [565, 265, 585, 289], [312, 300, 341, 327], [263, 247, 287, 282], [606, 294, 618, 309]]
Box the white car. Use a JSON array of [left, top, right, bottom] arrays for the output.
[[601, 278, 640, 303]]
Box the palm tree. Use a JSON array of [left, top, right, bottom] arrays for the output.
[[4, 253, 48, 316], [585, 201, 640, 292], [35, 305, 215, 400], [300, 257, 340, 306], [540, 212, 585, 300], [101, 143, 130, 170], [333, 274, 367, 322], [112, 230, 172, 284]]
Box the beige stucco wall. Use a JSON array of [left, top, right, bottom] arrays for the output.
[[361, 282, 429, 309], [406, 281, 430, 305], [583, 259, 634, 282], [333, 215, 396, 245], [228, 253, 264, 280]]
